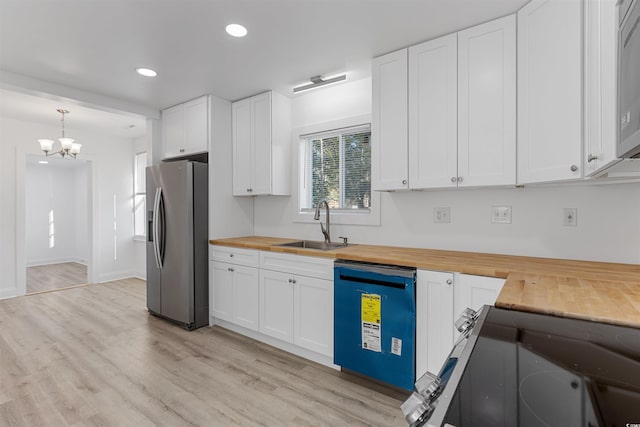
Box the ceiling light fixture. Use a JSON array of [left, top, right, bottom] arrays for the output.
[[136, 67, 157, 77], [226, 24, 247, 37], [38, 109, 81, 159], [293, 74, 347, 93], [38, 161, 48, 164]]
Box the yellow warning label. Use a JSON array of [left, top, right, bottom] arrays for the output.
[[362, 294, 381, 324]]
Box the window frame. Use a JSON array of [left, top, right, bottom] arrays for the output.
[[133, 152, 147, 241], [293, 114, 380, 226]]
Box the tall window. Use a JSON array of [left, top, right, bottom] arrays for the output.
[[299, 124, 371, 213], [134, 152, 147, 239]]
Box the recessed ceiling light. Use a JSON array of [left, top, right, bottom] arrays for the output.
[[136, 68, 157, 77], [38, 161, 48, 164], [226, 24, 247, 37]]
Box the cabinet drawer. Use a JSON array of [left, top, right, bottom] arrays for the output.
[[210, 246, 259, 267], [259, 251, 334, 280]]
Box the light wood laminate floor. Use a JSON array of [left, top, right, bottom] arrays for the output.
[[0, 278, 407, 426], [26, 262, 87, 294]]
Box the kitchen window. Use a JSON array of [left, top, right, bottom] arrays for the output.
[[134, 152, 146, 240], [300, 124, 371, 212]]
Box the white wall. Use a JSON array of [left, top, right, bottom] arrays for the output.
[[25, 159, 88, 266], [253, 78, 640, 265], [0, 115, 138, 298], [133, 135, 147, 279]]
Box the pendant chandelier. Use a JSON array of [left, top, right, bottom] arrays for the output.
[[38, 109, 82, 158]]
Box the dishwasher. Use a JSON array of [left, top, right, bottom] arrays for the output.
[[334, 260, 416, 391]]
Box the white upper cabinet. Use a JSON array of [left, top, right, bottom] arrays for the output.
[[409, 34, 458, 189], [162, 95, 209, 159], [584, 0, 620, 176], [517, 0, 583, 184], [457, 15, 516, 187], [372, 49, 409, 191], [232, 91, 291, 196], [374, 15, 515, 191]]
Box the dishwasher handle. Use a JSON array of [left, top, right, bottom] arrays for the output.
[[338, 273, 408, 289]]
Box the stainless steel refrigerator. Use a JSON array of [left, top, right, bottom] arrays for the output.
[[146, 160, 208, 330]]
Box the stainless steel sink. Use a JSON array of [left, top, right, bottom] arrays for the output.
[[275, 240, 352, 251]]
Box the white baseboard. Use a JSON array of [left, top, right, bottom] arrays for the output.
[[26, 257, 87, 267], [209, 317, 338, 370], [98, 270, 136, 283], [132, 271, 146, 281]]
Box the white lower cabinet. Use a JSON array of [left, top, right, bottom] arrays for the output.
[[259, 252, 334, 357], [259, 269, 294, 342], [210, 261, 259, 331], [209, 247, 260, 331], [416, 270, 505, 378], [210, 246, 334, 361]]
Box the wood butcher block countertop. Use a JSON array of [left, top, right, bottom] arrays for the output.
[[209, 236, 640, 328]]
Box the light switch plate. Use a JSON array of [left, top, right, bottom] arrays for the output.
[[491, 206, 512, 224]]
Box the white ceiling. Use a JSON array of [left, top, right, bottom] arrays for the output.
[[0, 89, 147, 138], [0, 0, 529, 113]]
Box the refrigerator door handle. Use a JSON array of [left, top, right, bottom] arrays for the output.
[[152, 187, 162, 269], [158, 188, 166, 267]]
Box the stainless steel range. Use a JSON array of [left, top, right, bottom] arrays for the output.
[[402, 306, 640, 426]]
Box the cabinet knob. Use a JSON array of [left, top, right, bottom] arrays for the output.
[[446, 279, 452, 285], [451, 177, 457, 183], [570, 165, 578, 172], [587, 154, 599, 163], [246, 188, 253, 193], [179, 149, 185, 153], [288, 278, 292, 283], [402, 179, 407, 185], [292, 279, 296, 284], [228, 267, 234, 272], [457, 177, 463, 183], [229, 253, 234, 257]]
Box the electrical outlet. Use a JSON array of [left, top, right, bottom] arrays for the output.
[[491, 206, 512, 224], [434, 207, 451, 223], [564, 208, 578, 226]]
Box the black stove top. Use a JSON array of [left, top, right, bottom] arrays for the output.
[[443, 307, 640, 427]]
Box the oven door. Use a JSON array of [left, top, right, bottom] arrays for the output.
[[618, 0, 640, 158]]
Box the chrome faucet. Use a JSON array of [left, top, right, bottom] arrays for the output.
[[314, 200, 331, 243]]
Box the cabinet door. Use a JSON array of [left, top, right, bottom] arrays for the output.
[[294, 276, 333, 357], [409, 34, 458, 189], [458, 15, 516, 187], [210, 261, 234, 322], [416, 270, 455, 378], [162, 104, 185, 158], [184, 96, 208, 154], [517, 0, 583, 184], [584, 0, 620, 176], [232, 98, 253, 196], [454, 274, 505, 319], [233, 265, 259, 331], [251, 92, 273, 195], [259, 269, 294, 343], [372, 49, 409, 191]]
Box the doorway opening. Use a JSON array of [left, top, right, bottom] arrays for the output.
[[25, 154, 90, 294]]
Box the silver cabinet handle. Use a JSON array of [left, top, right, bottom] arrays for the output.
[[228, 267, 234, 272], [446, 279, 452, 285], [451, 177, 457, 183], [570, 165, 578, 172], [587, 154, 599, 163], [457, 177, 463, 183], [402, 179, 407, 185]]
